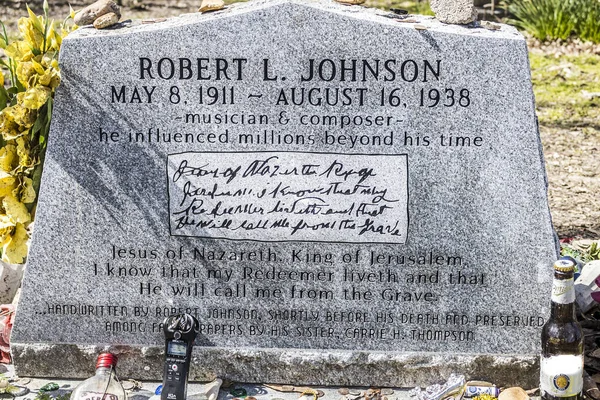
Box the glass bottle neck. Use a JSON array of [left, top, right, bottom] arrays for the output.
[[551, 272, 575, 322], [95, 366, 115, 375]]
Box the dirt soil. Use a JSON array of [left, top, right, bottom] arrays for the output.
[[1, 3, 598, 240]]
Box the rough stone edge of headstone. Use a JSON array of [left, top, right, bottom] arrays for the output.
[[11, 343, 539, 387], [529, 54, 561, 258], [61, 0, 523, 41]]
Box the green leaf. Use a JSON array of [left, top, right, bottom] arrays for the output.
[[0, 86, 9, 110], [31, 104, 48, 136]]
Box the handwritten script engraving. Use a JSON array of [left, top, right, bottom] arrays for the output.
[[167, 151, 408, 243]]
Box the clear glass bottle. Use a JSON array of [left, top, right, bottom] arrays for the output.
[[70, 353, 127, 400], [540, 259, 584, 400]]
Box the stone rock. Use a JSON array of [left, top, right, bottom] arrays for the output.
[[74, 0, 121, 26], [334, 0, 366, 6], [93, 12, 120, 29], [430, 0, 477, 24], [11, 0, 556, 387], [481, 20, 501, 31], [498, 387, 529, 400], [199, 0, 225, 12]]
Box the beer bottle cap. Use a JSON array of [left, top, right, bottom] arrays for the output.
[[554, 259, 575, 272]]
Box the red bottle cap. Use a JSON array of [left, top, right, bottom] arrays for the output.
[[96, 353, 118, 369]]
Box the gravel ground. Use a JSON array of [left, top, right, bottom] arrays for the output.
[[542, 126, 600, 239]]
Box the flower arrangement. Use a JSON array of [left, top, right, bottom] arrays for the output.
[[0, 1, 76, 263]]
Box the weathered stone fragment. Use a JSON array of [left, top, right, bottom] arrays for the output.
[[334, 0, 366, 6], [199, 0, 225, 12], [93, 12, 120, 29], [74, 0, 121, 26], [430, 0, 477, 24]]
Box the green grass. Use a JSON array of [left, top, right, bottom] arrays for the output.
[[530, 52, 600, 129], [508, 0, 600, 43]]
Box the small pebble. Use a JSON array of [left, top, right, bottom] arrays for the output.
[[142, 18, 167, 23], [414, 24, 428, 30], [381, 389, 394, 396], [480, 21, 501, 31], [316, 391, 325, 398], [93, 12, 119, 29], [74, 0, 121, 25], [338, 389, 350, 396], [199, 0, 225, 12], [334, 0, 366, 4], [349, 390, 361, 396]]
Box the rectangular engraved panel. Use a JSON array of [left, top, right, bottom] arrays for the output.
[[167, 151, 408, 243]]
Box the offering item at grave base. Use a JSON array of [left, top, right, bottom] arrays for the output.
[[464, 384, 499, 398], [410, 374, 465, 400], [70, 353, 126, 400], [540, 259, 584, 400], [161, 314, 199, 400]]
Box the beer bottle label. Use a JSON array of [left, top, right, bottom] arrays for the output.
[[551, 278, 575, 304], [540, 354, 583, 397]]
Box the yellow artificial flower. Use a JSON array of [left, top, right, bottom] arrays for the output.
[[2, 222, 29, 264], [0, 171, 16, 198], [16, 136, 32, 168], [3, 105, 35, 129], [31, 58, 46, 75], [0, 112, 24, 141], [16, 61, 35, 88], [0, 145, 17, 173], [0, 215, 15, 231], [26, 7, 45, 36], [5, 40, 33, 62], [38, 69, 53, 86], [18, 17, 44, 51], [19, 86, 51, 110], [19, 177, 36, 204], [3, 194, 31, 224]]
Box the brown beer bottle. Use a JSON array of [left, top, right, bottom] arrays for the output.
[[540, 259, 583, 400]]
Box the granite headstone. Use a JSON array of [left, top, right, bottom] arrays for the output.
[[12, 0, 558, 386]]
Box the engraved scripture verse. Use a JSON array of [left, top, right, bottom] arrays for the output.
[[167, 152, 409, 243]]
